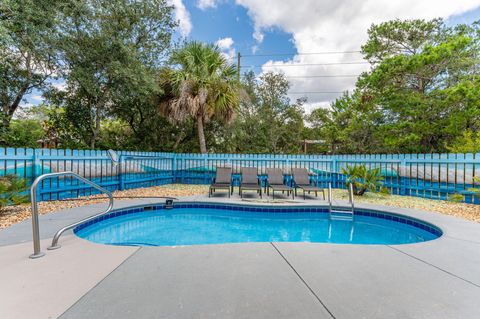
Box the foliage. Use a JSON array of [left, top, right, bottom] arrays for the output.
[[222, 71, 306, 154], [467, 176, 480, 198], [448, 193, 464, 203], [0, 175, 29, 210], [2, 119, 45, 148], [447, 131, 480, 153], [0, 0, 61, 133], [341, 164, 384, 196], [158, 41, 241, 153], [308, 18, 480, 154], [47, 0, 176, 149]]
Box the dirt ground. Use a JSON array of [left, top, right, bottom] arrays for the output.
[[1, 184, 479, 229]]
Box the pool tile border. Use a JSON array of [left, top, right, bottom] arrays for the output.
[[73, 202, 442, 237]]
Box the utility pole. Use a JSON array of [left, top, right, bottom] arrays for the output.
[[237, 52, 241, 82]]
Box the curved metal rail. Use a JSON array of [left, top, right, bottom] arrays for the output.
[[29, 172, 113, 259]]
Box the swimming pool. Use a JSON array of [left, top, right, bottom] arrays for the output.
[[74, 203, 442, 246]]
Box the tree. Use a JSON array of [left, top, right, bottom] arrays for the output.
[[3, 119, 45, 148], [221, 71, 306, 154], [309, 19, 480, 154], [158, 41, 241, 153], [0, 0, 60, 133], [447, 130, 480, 153], [49, 0, 176, 148]]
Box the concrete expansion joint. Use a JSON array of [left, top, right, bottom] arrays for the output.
[[270, 242, 337, 319], [58, 247, 142, 318], [445, 235, 480, 245], [387, 245, 480, 289]]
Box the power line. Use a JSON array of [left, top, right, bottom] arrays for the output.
[[284, 74, 359, 78], [240, 61, 369, 68], [241, 50, 362, 57], [240, 74, 360, 79]]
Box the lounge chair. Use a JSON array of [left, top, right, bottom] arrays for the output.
[[292, 168, 325, 200], [239, 167, 262, 198], [266, 168, 294, 199], [209, 167, 233, 197]]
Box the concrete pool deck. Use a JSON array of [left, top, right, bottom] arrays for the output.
[[1, 194, 479, 319]]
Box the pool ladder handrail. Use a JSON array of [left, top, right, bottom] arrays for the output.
[[328, 182, 355, 219], [29, 171, 114, 259]]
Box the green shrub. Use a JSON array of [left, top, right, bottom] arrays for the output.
[[341, 164, 384, 196], [0, 175, 29, 210], [448, 193, 464, 203]]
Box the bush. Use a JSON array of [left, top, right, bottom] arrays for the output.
[[341, 164, 384, 196], [0, 175, 29, 210], [448, 193, 464, 203]]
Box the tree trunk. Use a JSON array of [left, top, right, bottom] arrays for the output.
[[91, 106, 102, 149], [196, 116, 207, 154]]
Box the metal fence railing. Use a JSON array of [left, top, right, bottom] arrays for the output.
[[0, 148, 479, 204]]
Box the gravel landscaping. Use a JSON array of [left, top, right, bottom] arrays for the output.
[[1, 184, 479, 229]]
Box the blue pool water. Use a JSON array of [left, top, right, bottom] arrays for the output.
[[75, 206, 440, 246]]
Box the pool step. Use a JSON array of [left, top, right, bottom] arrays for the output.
[[329, 210, 354, 221]]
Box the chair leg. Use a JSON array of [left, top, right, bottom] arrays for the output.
[[322, 189, 325, 200], [304, 190, 306, 200]]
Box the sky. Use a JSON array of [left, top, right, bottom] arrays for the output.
[[22, 0, 480, 114]]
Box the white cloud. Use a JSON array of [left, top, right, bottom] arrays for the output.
[[252, 28, 264, 43], [216, 37, 236, 60], [216, 37, 234, 50], [197, 0, 218, 10], [251, 45, 259, 54], [31, 95, 43, 102], [168, 0, 192, 36], [235, 0, 480, 110]]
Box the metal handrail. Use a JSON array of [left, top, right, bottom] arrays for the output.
[[29, 172, 113, 259], [348, 183, 355, 212], [327, 183, 333, 213]]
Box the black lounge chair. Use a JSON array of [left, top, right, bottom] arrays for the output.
[[292, 168, 325, 200], [239, 167, 262, 198], [209, 167, 233, 197], [266, 168, 294, 200]]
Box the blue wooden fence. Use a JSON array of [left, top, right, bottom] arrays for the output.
[[1, 148, 479, 204]]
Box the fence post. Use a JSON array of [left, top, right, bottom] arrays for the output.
[[331, 156, 338, 188], [118, 154, 125, 191], [172, 154, 177, 183], [203, 156, 208, 184], [400, 158, 406, 196]]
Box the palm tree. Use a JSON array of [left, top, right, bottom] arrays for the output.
[[158, 41, 240, 153]]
